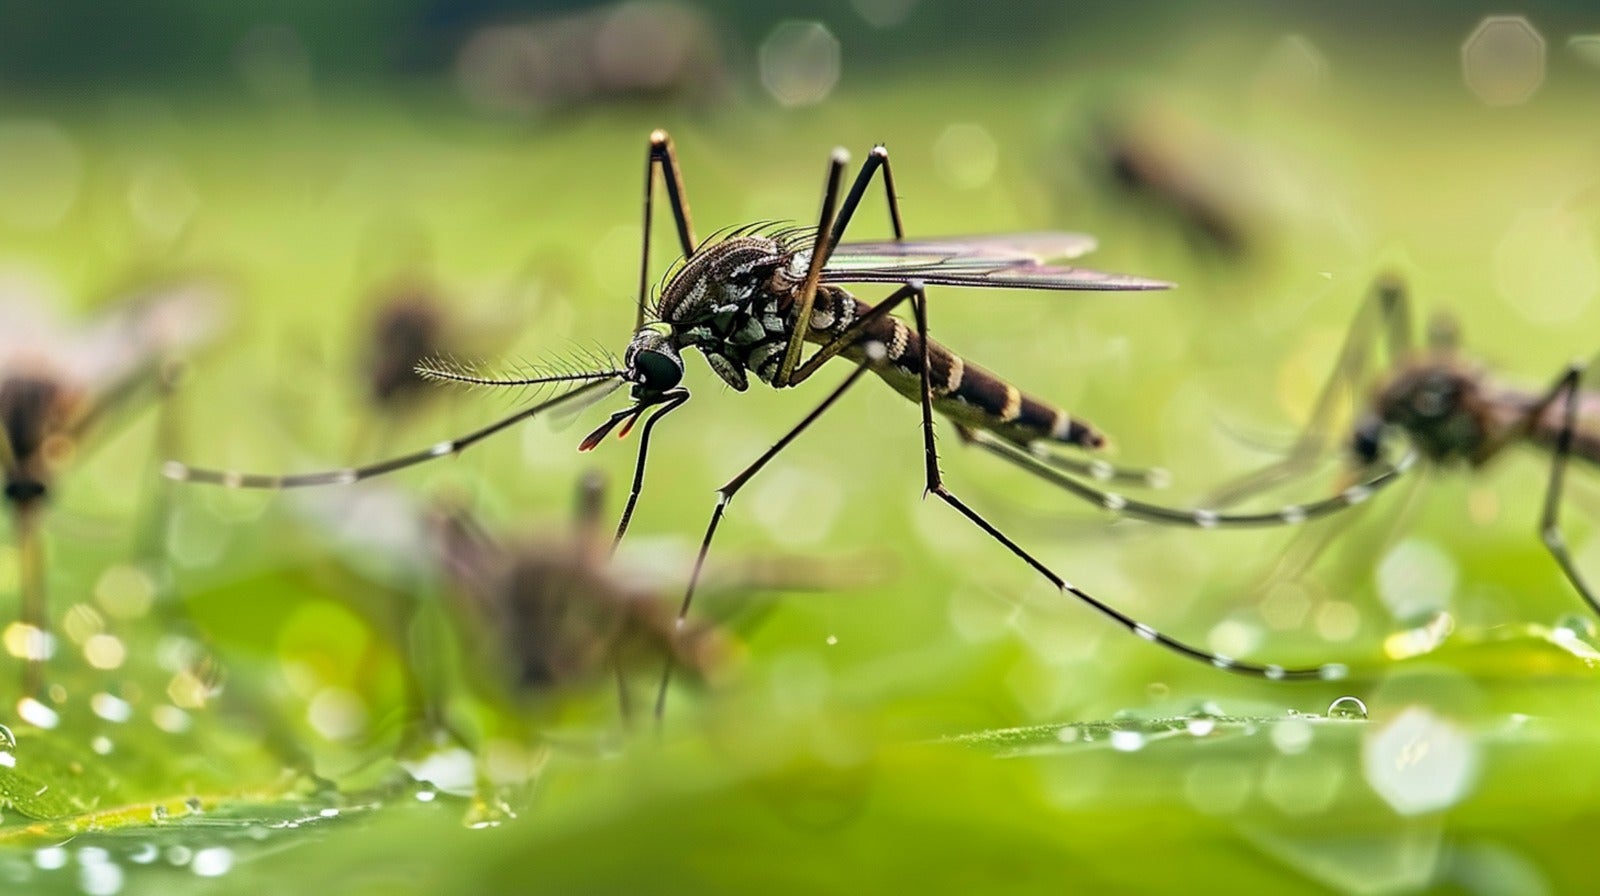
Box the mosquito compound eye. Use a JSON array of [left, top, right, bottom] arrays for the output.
[[635, 349, 682, 392]]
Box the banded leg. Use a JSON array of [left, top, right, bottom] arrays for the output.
[[165, 377, 616, 489], [1206, 273, 1416, 508], [901, 284, 1348, 682], [638, 130, 699, 331], [958, 424, 1415, 528], [778, 144, 909, 387], [654, 363, 873, 719], [1532, 362, 1599, 616]]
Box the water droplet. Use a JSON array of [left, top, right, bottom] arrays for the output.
[[77, 848, 122, 896], [1109, 729, 1146, 752], [164, 845, 192, 867], [318, 807, 340, 818], [0, 723, 13, 749], [184, 797, 203, 814], [190, 847, 233, 878], [1055, 725, 1081, 744], [1184, 713, 1217, 737], [1554, 613, 1597, 642], [150, 805, 168, 822], [33, 846, 67, 870], [127, 844, 157, 865], [824, 634, 838, 646], [415, 785, 438, 803], [1327, 696, 1369, 720]]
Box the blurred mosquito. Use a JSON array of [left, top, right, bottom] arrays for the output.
[[432, 470, 800, 725], [0, 279, 220, 693], [1213, 272, 1600, 618], [168, 130, 1412, 714]]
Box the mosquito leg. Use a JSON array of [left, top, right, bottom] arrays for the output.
[[903, 284, 1346, 681], [776, 149, 847, 387], [16, 507, 45, 697], [612, 389, 690, 552], [1533, 363, 1599, 616], [960, 423, 1415, 528], [653, 363, 873, 720], [165, 377, 616, 489], [638, 130, 699, 331], [827, 145, 905, 253], [1205, 272, 1416, 508]]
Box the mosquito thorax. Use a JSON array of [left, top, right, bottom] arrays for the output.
[[653, 235, 817, 391]]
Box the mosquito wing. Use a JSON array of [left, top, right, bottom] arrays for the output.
[[821, 232, 1172, 291]]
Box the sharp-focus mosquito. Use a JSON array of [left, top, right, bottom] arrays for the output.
[[1212, 272, 1600, 618], [168, 131, 1413, 714], [0, 279, 220, 693]]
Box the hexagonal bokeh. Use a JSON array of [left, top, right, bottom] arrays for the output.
[[1462, 16, 1545, 106]]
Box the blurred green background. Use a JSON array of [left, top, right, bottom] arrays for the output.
[[3, 1, 1600, 893]]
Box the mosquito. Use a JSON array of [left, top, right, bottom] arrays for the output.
[[167, 131, 1412, 715], [0, 279, 220, 694], [1212, 272, 1600, 618]]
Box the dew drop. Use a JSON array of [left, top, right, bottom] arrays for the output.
[[190, 847, 233, 878], [0, 723, 13, 749], [1109, 729, 1146, 752], [1185, 712, 1217, 737], [164, 845, 192, 867], [1554, 613, 1597, 642], [150, 805, 168, 822], [1327, 695, 1369, 720], [184, 797, 203, 814], [127, 844, 157, 865], [33, 846, 67, 870], [76, 848, 122, 896]]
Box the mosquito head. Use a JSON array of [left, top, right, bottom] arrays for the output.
[[1371, 363, 1485, 463], [623, 328, 684, 399]]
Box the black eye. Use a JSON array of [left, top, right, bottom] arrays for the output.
[[636, 349, 682, 391]]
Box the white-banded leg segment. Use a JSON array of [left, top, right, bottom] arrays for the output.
[[962, 424, 1416, 528], [164, 379, 615, 489], [904, 283, 1348, 681]]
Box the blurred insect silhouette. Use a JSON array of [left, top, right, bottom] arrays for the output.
[[170, 130, 1413, 715], [438, 473, 732, 723], [0, 278, 220, 693], [1215, 273, 1600, 617]]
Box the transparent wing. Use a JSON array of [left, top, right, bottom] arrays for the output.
[[821, 232, 1172, 291]]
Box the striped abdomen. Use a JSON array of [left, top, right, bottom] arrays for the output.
[[807, 285, 1104, 449]]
